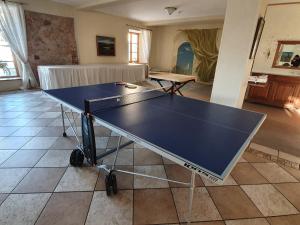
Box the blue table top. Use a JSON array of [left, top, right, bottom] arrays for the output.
[[45, 83, 265, 178]]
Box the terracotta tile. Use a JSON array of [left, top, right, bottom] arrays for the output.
[[86, 191, 133, 225], [172, 187, 221, 222], [282, 166, 300, 181], [0, 137, 32, 149], [95, 165, 133, 191], [243, 152, 270, 163], [49, 137, 77, 149], [241, 184, 298, 216], [203, 175, 237, 186], [11, 127, 44, 136], [274, 183, 300, 211], [35, 150, 71, 167], [55, 167, 98, 192], [207, 186, 262, 219], [134, 148, 163, 165], [252, 163, 298, 183], [0, 193, 51, 225], [0, 168, 30, 193], [134, 165, 169, 189], [0, 150, 16, 165], [35, 192, 93, 225], [164, 164, 203, 187], [13, 168, 66, 193], [0, 194, 8, 206], [225, 218, 269, 225], [134, 189, 178, 224], [1, 150, 47, 167], [103, 149, 133, 165], [267, 214, 300, 225], [230, 163, 268, 185]]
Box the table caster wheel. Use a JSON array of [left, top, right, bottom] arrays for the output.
[[63, 132, 67, 137], [70, 149, 84, 167], [105, 173, 117, 196]]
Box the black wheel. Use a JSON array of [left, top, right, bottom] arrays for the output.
[[63, 132, 67, 137], [111, 174, 118, 194], [105, 175, 112, 196], [70, 149, 84, 167]]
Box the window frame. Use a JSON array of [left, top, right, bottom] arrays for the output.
[[128, 31, 140, 63]]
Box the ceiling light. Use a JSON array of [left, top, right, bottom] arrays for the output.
[[165, 7, 177, 15]]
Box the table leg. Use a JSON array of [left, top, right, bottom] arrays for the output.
[[187, 171, 196, 225], [60, 104, 67, 137]]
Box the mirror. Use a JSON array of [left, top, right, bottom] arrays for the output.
[[272, 41, 300, 70]]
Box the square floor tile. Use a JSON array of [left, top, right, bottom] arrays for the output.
[[48, 118, 71, 127], [86, 191, 133, 225], [95, 137, 109, 149], [230, 163, 268, 185], [0, 137, 32, 149], [49, 137, 76, 149], [36, 126, 66, 137], [35, 150, 71, 167], [134, 189, 178, 225], [13, 168, 66, 193], [0, 127, 19, 136], [172, 187, 221, 222], [134, 165, 169, 189], [252, 163, 298, 183], [16, 112, 42, 119], [0, 168, 30, 193], [1, 150, 47, 167], [0, 194, 8, 206], [38, 112, 61, 119], [35, 192, 93, 225], [207, 186, 262, 220], [192, 222, 225, 225], [225, 218, 269, 225], [241, 184, 298, 216], [243, 152, 270, 163], [0, 193, 51, 225], [95, 166, 133, 191], [281, 166, 300, 181], [274, 183, 300, 211], [107, 136, 134, 149], [66, 126, 82, 136], [134, 148, 163, 165], [103, 149, 133, 165], [27, 119, 55, 127], [203, 175, 237, 186], [11, 127, 44, 137], [164, 164, 203, 187], [94, 126, 111, 137], [0, 150, 16, 165], [1, 118, 32, 126], [21, 137, 58, 150], [267, 214, 300, 225], [55, 167, 98, 192]]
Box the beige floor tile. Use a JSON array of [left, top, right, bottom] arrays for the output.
[[274, 183, 300, 211], [66, 126, 82, 136], [94, 126, 111, 136], [0, 194, 8, 205], [243, 152, 270, 163], [13, 168, 66, 193], [267, 214, 300, 225], [1, 150, 47, 167], [163, 157, 176, 164], [164, 164, 204, 187], [16, 111, 42, 119], [0, 137, 32, 149], [282, 166, 300, 181], [0, 193, 51, 225], [21, 137, 59, 149], [134, 148, 163, 165], [191, 222, 225, 225], [48, 118, 71, 127], [0, 168, 30, 193], [95, 166, 133, 191], [95, 137, 109, 149], [134, 189, 178, 225], [252, 163, 298, 183], [86, 190, 133, 225], [103, 149, 133, 165], [26, 118, 55, 127], [0, 150, 16, 165], [208, 186, 262, 220], [172, 187, 221, 222], [38, 112, 61, 119], [36, 126, 66, 137], [35, 150, 71, 167], [1, 118, 32, 126], [230, 163, 268, 185], [35, 192, 93, 225], [0, 127, 19, 136], [107, 136, 134, 149], [241, 184, 299, 216], [203, 175, 237, 186], [11, 127, 44, 137], [55, 167, 98, 192], [225, 218, 269, 225], [134, 165, 169, 189], [49, 137, 76, 149]]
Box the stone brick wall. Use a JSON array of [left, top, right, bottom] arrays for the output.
[[25, 11, 78, 83]]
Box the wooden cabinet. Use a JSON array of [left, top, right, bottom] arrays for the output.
[[246, 74, 300, 108]]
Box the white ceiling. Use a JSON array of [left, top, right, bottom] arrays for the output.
[[53, 0, 226, 25]]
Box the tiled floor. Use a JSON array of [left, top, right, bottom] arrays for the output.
[[0, 90, 300, 225]]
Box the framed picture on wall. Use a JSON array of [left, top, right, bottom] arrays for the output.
[[249, 17, 265, 59], [96, 36, 116, 56]]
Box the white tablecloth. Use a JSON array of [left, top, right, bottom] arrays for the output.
[[38, 64, 146, 90]]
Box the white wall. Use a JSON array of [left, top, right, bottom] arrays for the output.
[[149, 21, 223, 73], [253, 3, 300, 76]]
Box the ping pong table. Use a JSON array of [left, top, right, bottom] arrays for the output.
[[44, 82, 265, 223]]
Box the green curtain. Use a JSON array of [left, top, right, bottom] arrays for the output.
[[183, 29, 219, 82]]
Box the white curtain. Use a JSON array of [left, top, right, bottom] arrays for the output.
[[139, 29, 152, 64], [0, 1, 38, 88]]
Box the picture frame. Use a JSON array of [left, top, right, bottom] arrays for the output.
[[249, 17, 265, 59], [96, 36, 116, 56]]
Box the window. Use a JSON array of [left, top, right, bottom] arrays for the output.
[[128, 31, 139, 63], [0, 32, 18, 77]]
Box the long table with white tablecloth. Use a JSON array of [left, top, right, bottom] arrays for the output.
[[38, 64, 146, 90]]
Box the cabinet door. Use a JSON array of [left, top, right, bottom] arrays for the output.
[[247, 84, 270, 102], [270, 82, 297, 107]]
